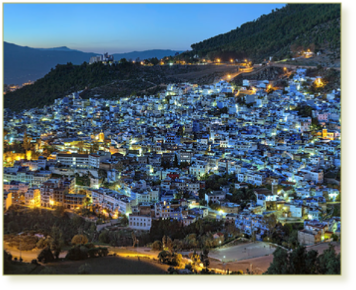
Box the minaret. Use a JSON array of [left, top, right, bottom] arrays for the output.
[[272, 180, 278, 195]]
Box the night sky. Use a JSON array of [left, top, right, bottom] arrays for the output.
[[4, 3, 286, 54]]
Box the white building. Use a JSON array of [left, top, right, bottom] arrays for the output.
[[89, 151, 111, 168], [56, 153, 89, 168], [129, 214, 152, 230]]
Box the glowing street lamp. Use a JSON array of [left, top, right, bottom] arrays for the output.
[[49, 199, 54, 206], [315, 77, 324, 87]]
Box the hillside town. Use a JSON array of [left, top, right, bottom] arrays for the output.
[[3, 67, 341, 252]]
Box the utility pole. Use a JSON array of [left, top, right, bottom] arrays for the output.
[[250, 216, 255, 243]]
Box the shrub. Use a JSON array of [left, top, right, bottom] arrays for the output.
[[171, 253, 183, 267], [78, 263, 92, 274], [37, 247, 54, 263], [158, 251, 182, 266], [88, 248, 98, 258], [331, 234, 339, 242], [84, 243, 95, 249], [99, 231, 110, 244], [158, 250, 171, 264], [97, 247, 109, 257], [65, 246, 88, 261], [71, 234, 89, 245], [151, 240, 163, 251]]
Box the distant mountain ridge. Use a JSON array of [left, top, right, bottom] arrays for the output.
[[3, 42, 182, 84], [35, 46, 84, 52]]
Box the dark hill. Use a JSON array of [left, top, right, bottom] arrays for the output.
[[3, 61, 192, 112], [3, 61, 242, 112], [184, 4, 340, 62]]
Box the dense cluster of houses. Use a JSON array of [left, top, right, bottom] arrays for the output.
[[3, 70, 341, 245]]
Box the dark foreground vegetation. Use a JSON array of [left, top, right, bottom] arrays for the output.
[[265, 244, 340, 274]]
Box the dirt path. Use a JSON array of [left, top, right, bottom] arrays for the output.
[[271, 62, 340, 71], [166, 64, 241, 82]]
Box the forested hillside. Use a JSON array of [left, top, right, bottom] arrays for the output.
[[4, 61, 152, 111], [187, 4, 340, 62], [4, 61, 201, 112]]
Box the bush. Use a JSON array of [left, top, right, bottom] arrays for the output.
[[87, 247, 108, 258], [331, 234, 339, 242], [37, 247, 54, 263], [98, 247, 109, 257], [87, 248, 98, 258], [71, 234, 89, 245], [171, 253, 183, 267], [167, 266, 177, 274], [65, 246, 88, 261], [78, 263, 92, 274], [84, 243, 95, 249], [158, 250, 172, 264], [39, 267, 58, 274], [151, 240, 163, 251], [99, 231, 110, 244], [158, 251, 182, 266]]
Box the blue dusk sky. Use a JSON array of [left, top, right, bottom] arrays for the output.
[[4, 3, 286, 54]]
